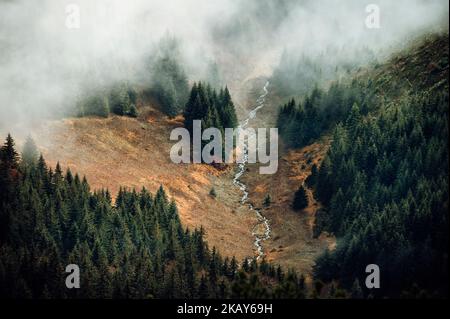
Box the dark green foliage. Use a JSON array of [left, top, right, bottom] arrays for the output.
[[0, 134, 20, 236], [0, 134, 308, 298], [313, 90, 449, 297], [305, 164, 318, 188], [277, 81, 377, 149], [272, 46, 377, 98], [263, 194, 271, 208], [183, 83, 238, 162], [292, 185, 308, 211], [217, 87, 238, 129], [279, 34, 449, 298], [0, 133, 19, 169], [209, 188, 217, 198]]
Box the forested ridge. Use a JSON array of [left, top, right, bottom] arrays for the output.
[[277, 33, 449, 297], [0, 134, 307, 298]]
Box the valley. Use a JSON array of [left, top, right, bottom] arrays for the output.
[[1, 0, 448, 300], [22, 69, 334, 279]]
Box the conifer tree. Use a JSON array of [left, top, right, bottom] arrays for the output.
[[0, 134, 311, 299], [263, 194, 272, 208], [293, 185, 308, 211], [0, 133, 19, 169], [21, 136, 39, 167]]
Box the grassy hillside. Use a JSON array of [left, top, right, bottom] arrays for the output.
[[26, 104, 259, 262]]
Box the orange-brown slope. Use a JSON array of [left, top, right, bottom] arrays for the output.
[[241, 137, 335, 279], [32, 106, 258, 261]]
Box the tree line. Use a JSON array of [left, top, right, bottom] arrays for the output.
[[75, 82, 138, 118], [272, 46, 378, 98], [0, 134, 308, 299], [277, 34, 449, 298], [184, 82, 238, 134], [277, 80, 378, 149], [147, 36, 190, 117]]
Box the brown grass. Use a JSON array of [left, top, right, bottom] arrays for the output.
[[31, 106, 258, 261], [241, 137, 335, 281]]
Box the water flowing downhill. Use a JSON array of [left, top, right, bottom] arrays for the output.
[[233, 81, 271, 260]]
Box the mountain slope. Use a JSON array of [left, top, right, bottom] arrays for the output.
[[309, 32, 449, 297], [29, 105, 259, 261]]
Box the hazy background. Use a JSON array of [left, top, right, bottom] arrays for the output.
[[0, 0, 448, 132]]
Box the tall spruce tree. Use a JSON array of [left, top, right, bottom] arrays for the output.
[[293, 185, 308, 211], [0, 133, 19, 169]]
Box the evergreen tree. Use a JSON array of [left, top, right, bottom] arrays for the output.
[[263, 194, 272, 208], [0, 133, 315, 299], [21, 136, 39, 166], [305, 164, 318, 188], [293, 185, 308, 211], [150, 36, 189, 117], [0, 133, 19, 169]]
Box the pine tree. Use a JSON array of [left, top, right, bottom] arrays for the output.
[[21, 136, 39, 166], [128, 104, 138, 118], [305, 164, 318, 188], [0, 134, 19, 169], [0, 134, 309, 299], [218, 87, 238, 129], [345, 103, 361, 135], [111, 85, 130, 116], [263, 194, 272, 208], [150, 39, 189, 117], [293, 185, 308, 211]]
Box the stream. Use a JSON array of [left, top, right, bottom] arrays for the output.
[[233, 81, 271, 260]]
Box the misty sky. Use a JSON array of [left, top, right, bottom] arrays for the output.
[[0, 0, 448, 132]]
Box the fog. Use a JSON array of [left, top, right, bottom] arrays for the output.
[[0, 0, 448, 133]]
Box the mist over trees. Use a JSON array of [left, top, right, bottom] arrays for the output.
[[278, 34, 449, 297], [75, 82, 138, 118], [148, 36, 190, 117], [0, 0, 448, 301], [277, 80, 377, 148], [1, 0, 447, 128], [272, 47, 378, 98], [109, 82, 138, 117]]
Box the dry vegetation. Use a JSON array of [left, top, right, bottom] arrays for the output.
[[31, 106, 259, 261], [241, 137, 335, 281], [22, 68, 335, 279]]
